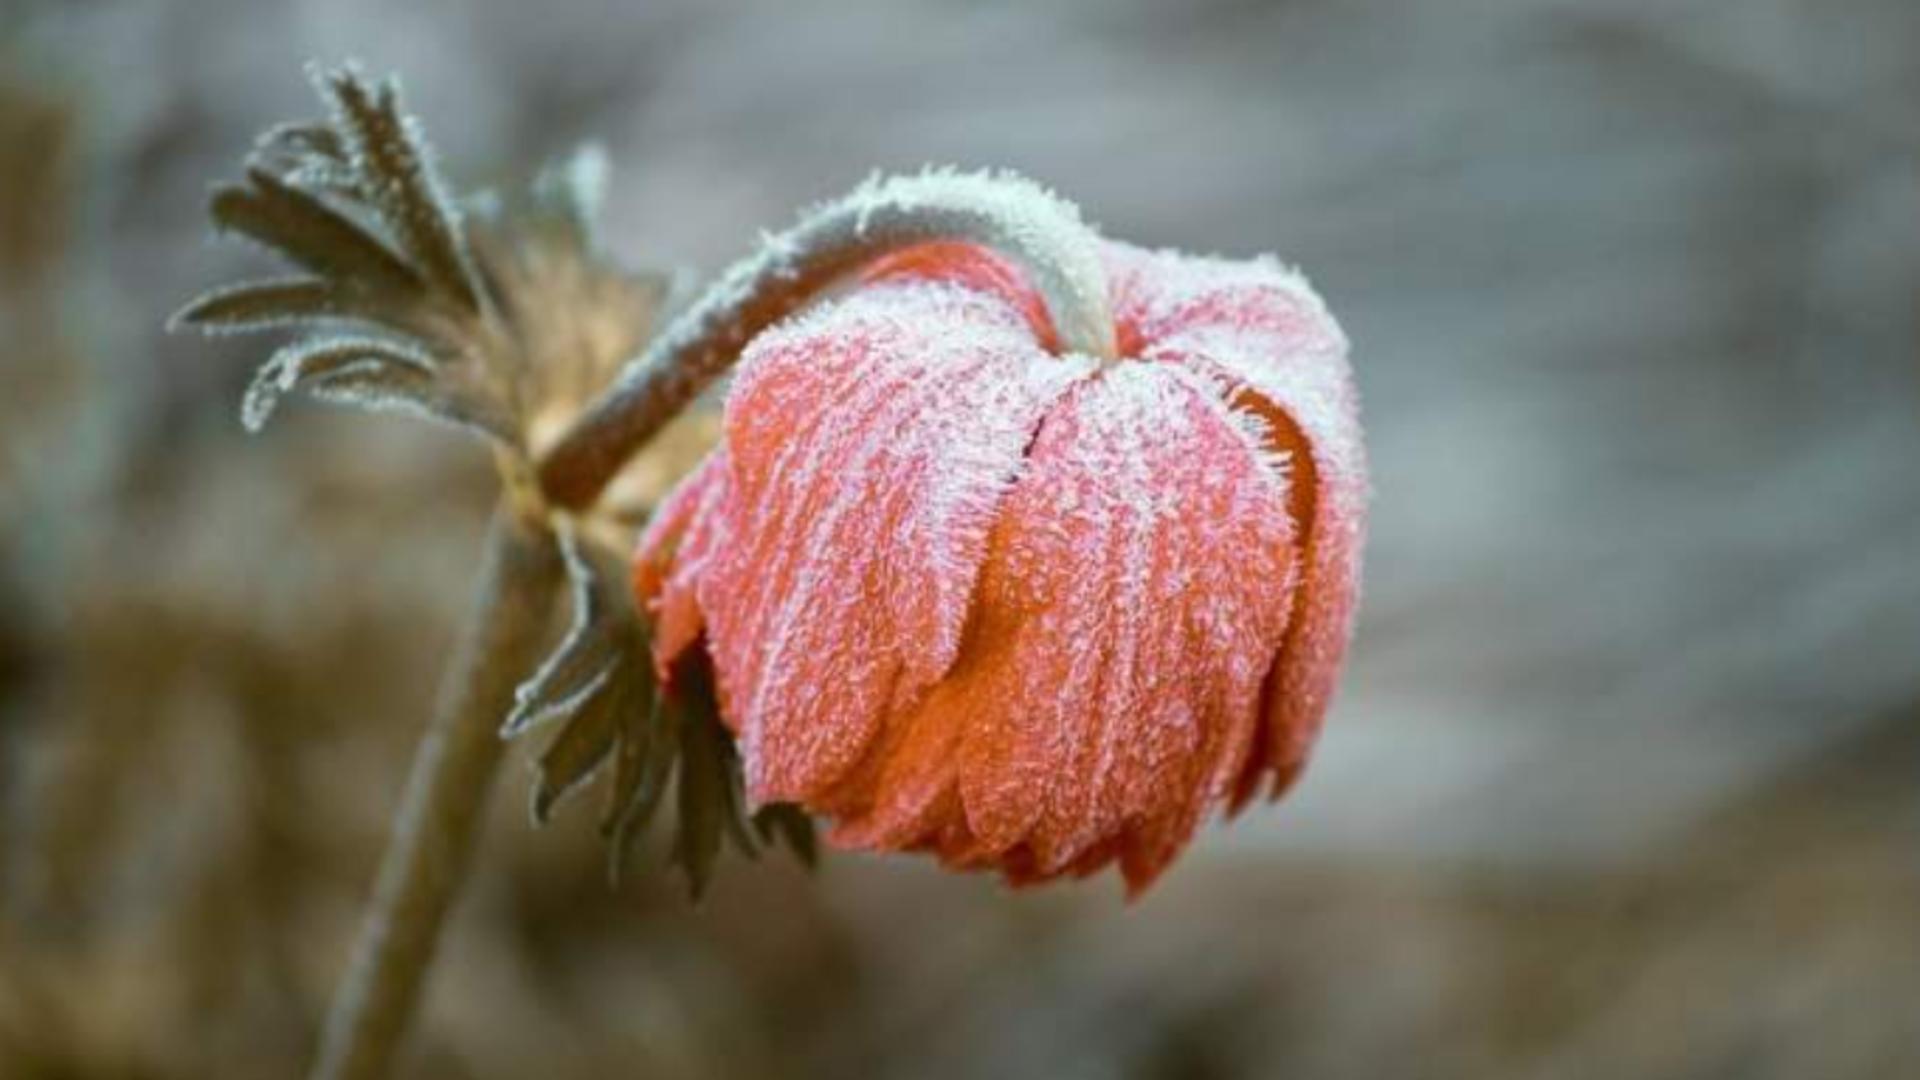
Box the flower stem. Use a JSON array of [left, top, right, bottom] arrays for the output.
[[311, 498, 562, 1080], [537, 170, 1114, 510]]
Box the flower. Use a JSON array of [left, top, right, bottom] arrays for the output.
[[634, 239, 1365, 893]]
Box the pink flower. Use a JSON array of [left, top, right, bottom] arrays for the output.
[[635, 240, 1365, 893]]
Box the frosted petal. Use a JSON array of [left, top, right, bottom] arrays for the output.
[[860, 241, 1059, 352], [832, 361, 1298, 892], [1106, 242, 1367, 806], [633, 449, 733, 679], [696, 280, 1094, 804]]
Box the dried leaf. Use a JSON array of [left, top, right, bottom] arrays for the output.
[[315, 64, 482, 312]]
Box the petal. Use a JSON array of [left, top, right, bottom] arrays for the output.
[[1108, 242, 1367, 807], [1103, 241, 1348, 363], [861, 241, 1060, 352], [699, 280, 1094, 805], [831, 361, 1298, 892], [825, 698, 962, 851], [633, 448, 732, 680]]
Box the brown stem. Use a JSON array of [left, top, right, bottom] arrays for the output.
[[311, 498, 562, 1080], [537, 171, 1114, 509]]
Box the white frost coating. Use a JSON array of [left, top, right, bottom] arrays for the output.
[[832, 168, 1116, 360], [309, 61, 486, 313], [168, 277, 341, 337], [238, 331, 520, 444], [686, 279, 1095, 800], [638, 232, 1362, 887], [541, 168, 1122, 505], [626, 166, 1114, 396], [241, 334, 436, 432]]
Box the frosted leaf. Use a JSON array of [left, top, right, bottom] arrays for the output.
[[593, 645, 776, 896], [528, 674, 624, 825], [504, 523, 638, 738], [510, 526, 653, 825], [240, 334, 434, 431], [208, 167, 423, 298], [506, 524, 798, 894], [169, 277, 343, 335], [311, 370, 512, 442], [311, 62, 484, 313]]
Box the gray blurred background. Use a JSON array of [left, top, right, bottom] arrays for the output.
[[2, 1, 1918, 1077]]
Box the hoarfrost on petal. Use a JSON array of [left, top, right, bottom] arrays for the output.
[[634, 449, 734, 681], [833, 361, 1299, 892], [696, 280, 1093, 805], [1105, 241, 1366, 806]]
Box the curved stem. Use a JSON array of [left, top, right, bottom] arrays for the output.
[[537, 170, 1114, 509], [311, 499, 561, 1080]]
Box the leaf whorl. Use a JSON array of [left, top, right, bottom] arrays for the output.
[[316, 66, 485, 313], [509, 526, 816, 896]]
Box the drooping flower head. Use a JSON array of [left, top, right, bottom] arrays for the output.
[[636, 237, 1365, 894]]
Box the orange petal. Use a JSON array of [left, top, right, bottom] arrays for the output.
[[834, 361, 1298, 892], [1106, 241, 1366, 808], [632, 448, 732, 681], [861, 241, 1060, 352], [697, 280, 1094, 806]]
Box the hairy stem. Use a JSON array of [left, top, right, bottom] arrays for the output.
[[312, 499, 562, 1080], [537, 170, 1114, 509]]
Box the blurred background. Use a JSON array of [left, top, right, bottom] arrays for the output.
[[3, 1, 1918, 1076]]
